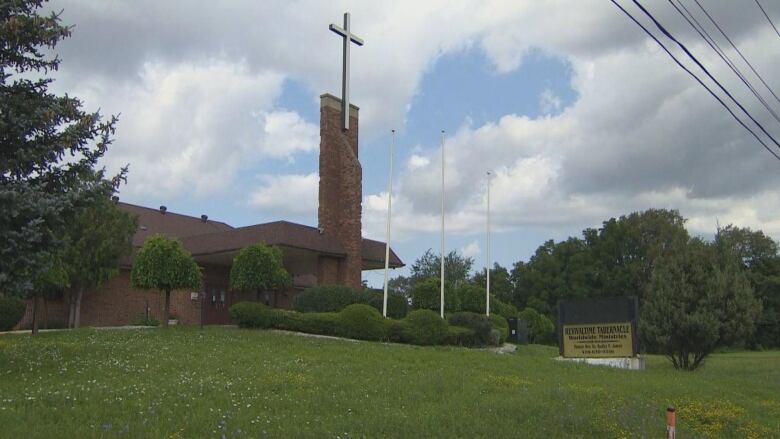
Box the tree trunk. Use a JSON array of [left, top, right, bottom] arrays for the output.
[[43, 297, 49, 329], [74, 288, 84, 328], [162, 289, 171, 328], [31, 296, 40, 336], [273, 291, 278, 308], [67, 292, 76, 329]]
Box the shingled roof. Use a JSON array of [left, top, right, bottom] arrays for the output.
[[117, 202, 403, 268]]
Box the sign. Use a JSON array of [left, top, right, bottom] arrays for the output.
[[558, 296, 639, 358], [561, 322, 634, 358]]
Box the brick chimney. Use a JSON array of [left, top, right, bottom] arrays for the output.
[[318, 93, 362, 289]]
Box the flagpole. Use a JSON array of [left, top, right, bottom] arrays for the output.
[[486, 170, 492, 316], [440, 130, 446, 319], [382, 130, 395, 317]]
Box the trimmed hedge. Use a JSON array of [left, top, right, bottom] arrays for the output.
[[0, 296, 26, 331], [229, 302, 280, 328], [293, 285, 361, 313], [275, 310, 340, 336], [444, 326, 476, 346], [402, 309, 448, 345], [519, 307, 556, 345], [488, 314, 509, 344], [338, 304, 387, 341], [448, 312, 493, 346]]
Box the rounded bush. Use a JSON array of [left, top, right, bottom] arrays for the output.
[[385, 319, 407, 342], [229, 301, 280, 328], [0, 296, 26, 331], [457, 284, 486, 314], [490, 298, 518, 319], [488, 314, 509, 344], [362, 291, 409, 319], [519, 307, 556, 345], [276, 310, 340, 335], [293, 285, 361, 313], [402, 309, 448, 345], [448, 312, 493, 346], [338, 304, 387, 341], [445, 326, 476, 346]]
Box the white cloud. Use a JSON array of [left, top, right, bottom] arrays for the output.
[[539, 88, 561, 114], [460, 241, 481, 259], [407, 154, 430, 170], [248, 173, 319, 216]]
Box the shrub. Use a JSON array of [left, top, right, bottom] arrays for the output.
[[447, 312, 493, 346], [132, 314, 160, 327], [444, 326, 476, 346], [293, 285, 361, 313], [229, 302, 281, 328], [489, 329, 502, 347], [386, 319, 407, 343], [402, 309, 448, 345], [519, 307, 556, 345], [338, 304, 387, 341], [488, 314, 509, 344], [0, 296, 26, 331], [362, 290, 409, 319], [276, 310, 340, 336]]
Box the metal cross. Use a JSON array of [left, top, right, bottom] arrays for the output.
[[329, 12, 364, 130]]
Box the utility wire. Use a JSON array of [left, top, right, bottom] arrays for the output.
[[633, 0, 780, 154], [668, 0, 780, 124], [693, 0, 780, 105], [755, 0, 780, 40], [610, 0, 780, 161]]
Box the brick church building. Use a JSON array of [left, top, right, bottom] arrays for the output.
[[18, 94, 403, 328]]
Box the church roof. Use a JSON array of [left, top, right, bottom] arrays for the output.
[[117, 202, 403, 268]]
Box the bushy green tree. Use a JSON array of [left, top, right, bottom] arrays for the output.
[[62, 197, 136, 327], [715, 225, 780, 348], [1, 0, 123, 299], [410, 277, 459, 312], [410, 249, 473, 289], [640, 239, 761, 370], [229, 244, 291, 306], [518, 307, 555, 345], [131, 235, 201, 327], [472, 263, 513, 303]]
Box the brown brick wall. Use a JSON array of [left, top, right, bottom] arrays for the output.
[[318, 94, 362, 290]]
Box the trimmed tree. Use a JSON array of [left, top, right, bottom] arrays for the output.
[[229, 244, 291, 307], [640, 238, 761, 370], [131, 235, 201, 327], [63, 197, 137, 327]]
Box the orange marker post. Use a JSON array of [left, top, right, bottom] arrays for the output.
[[666, 406, 676, 439]]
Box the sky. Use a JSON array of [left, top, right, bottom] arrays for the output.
[[43, 0, 780, 287]]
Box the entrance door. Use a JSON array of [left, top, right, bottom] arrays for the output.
[[202, 288, 232, 325]]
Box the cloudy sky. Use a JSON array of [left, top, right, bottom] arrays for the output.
[[45, 0, 780, 286]]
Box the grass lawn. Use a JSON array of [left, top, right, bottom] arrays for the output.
[[0, 327, 778, 438]]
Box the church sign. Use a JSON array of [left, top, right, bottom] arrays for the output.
[[558, 297, 639, 358]]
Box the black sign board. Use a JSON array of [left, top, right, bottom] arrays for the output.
[[558, 296, 639, 358]]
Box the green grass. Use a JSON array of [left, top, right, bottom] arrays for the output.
[[0, 327, 778, 438]]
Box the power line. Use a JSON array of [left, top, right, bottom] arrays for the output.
[[668, 0, 780, 124], [693, 0, 780, 106], [633, 0, 780, 154], [610, 0, 780, 161], [755, 0, 780, 40]]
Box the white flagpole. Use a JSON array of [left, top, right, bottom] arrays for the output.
[[440, 130, 446, 319], [486, 171, 492, 316], [382, 130, 395, 317]]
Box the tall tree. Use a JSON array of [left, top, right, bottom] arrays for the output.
[[715, 225, 780, 347], [471, 262, 513, 303], [131, 235, 201, 327], [229, 244, 291, 306], [62, 197, 137, 328], [1, 1, 122, 299], [410, 249, 473, 289]]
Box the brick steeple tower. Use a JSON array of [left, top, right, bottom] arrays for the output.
[[317, 93, 362, 289]]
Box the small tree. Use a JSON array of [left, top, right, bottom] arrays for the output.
[[131, 235, 201, 327], [410, 277, 459, 312], [229, 244, 291, 307], [63, 197, 137, 327], [640, 239, 761, 370], [29, 256, 68, 335]]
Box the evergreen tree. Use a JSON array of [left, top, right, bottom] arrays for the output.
[[1, 1, 122, 298]]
